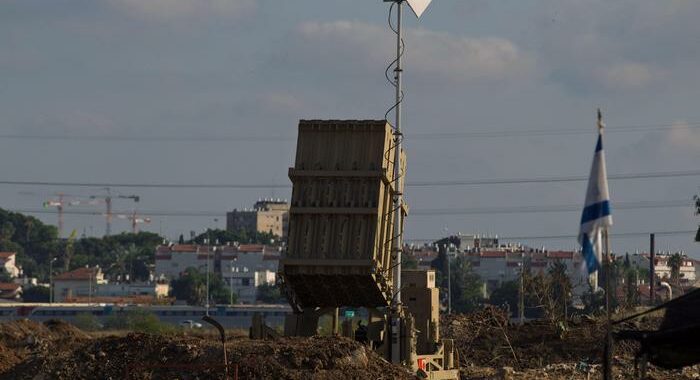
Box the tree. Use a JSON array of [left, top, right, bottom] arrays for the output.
[[624, 267, 640, 308], [523, 261, 573, 323], [489, 281, 519, 316], [256, 283, 285, 303], [0, 209, 164, 282], [63, 230, 78, 272], [170, 268, 234, 305], [170, 268, 206, 305], [402, 250, 418, 270], [667, 252, 684, 288], [449, 256, 484, 313], [22, 286, 50, 302], [0, 268, 12, 283], [548, 261, 572, 320]]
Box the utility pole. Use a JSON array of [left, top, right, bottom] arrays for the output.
[[105, 189, 112, 236], [230, 261, 234, 306], [519, 259, 525, 325], [88, 268, 93, 306], [649, 233, 655, 306], [202, 242, 210, 316]]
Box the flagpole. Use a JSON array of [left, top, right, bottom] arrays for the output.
[[599, 109, 613, 380]]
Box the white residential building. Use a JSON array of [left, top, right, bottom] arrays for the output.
[[465, 250, 590, 296], [626, 252, 697, 284], [0, 252, 20, 278], [53, 267, 107, 303], [155, 243, 281, 304]]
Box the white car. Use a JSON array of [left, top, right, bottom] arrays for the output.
[[179, 320, 203, 329]]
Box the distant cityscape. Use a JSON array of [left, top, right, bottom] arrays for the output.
[[0, 197, 696, 309]]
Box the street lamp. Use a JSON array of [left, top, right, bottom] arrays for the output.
[[203, 238, 210, 316], [49, 257, 57, 304]]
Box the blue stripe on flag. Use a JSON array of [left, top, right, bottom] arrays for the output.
[[595, 135, 603, 152], [580, 200, 611, 225], [581, 233, 599, 273]]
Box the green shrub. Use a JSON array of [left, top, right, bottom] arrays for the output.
[[103, 309, 175, 334], [73, 312, 102, 331]]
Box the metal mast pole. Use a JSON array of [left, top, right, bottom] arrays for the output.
[[603, 228, 613, 380], [649, 233, 655, 306], [390, 0, 404, 365], [391, 0, 404, 305]]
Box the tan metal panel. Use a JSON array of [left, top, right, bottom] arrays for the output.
[[281, 120, 405, 309]]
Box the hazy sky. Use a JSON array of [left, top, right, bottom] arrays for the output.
[[1, 0, 699, 256]]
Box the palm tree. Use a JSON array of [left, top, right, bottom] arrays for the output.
[[667, 253, 684, 288]]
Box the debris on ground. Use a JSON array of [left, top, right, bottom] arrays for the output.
[[442, 306, 700, 379], [1, 312, 699, 379], [0, 319, 413, 380]]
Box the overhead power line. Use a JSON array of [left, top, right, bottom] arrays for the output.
[[408, 169, 700, 187], [1, 121, 699, 142], [0, 169, 697, 189], [8, 199, 689, 218], [404, 230, 696, 242], [411, 200, 689, 215]]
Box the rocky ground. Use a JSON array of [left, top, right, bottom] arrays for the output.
[[0, 311, 698, 379], [0, 320, 413, 380], [442, 306, 700, 379]]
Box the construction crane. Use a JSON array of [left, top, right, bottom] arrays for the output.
[[89, 188, 140, 236], [42, 193, 100, 237], [114, 211, 151, 234]]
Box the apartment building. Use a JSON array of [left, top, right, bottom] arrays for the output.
[[155, 243, 281, 304], [226, 199, 289, 239]]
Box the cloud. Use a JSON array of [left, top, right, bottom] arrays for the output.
[[295, 21, 532, 83], [533, 0, 700, 94], [597, 62, 664, 90], [668, 121, 700, 150], [109, 0, 255, 20]]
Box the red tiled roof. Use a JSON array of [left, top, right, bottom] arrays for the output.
[[238, 244, 264, 253], [171, 244, 199, 252], [54, 267, 99, 281], [547, 251, 575, 259], [0, 252, 15, 260], [480, 251, 506, 258], [0, 283, 20, 291]]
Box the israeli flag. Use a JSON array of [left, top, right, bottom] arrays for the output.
[[578, 115, 613, 274]]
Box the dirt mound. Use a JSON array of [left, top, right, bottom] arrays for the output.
[[0, 319, 91, 378], [0, 319, 89, 347], [43, 319, 90, 340], [9, 333, 414, 380]]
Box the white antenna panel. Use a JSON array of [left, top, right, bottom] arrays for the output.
[[407, 0, 432, 18]]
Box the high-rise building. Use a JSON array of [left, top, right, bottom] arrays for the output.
[[226, 199, 289, 239]]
